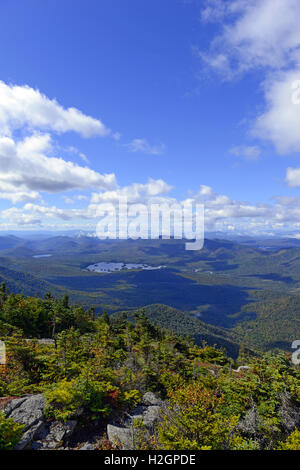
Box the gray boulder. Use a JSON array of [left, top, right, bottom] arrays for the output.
[[32, 420, 77, 450], [142, 405, 161, 428], [141, 392, 162, 406], [4, 394, 78, 450], [107, 392, 164, 449], [5, 394, 46, 428], [107, 424, 134, 450], [16, 420, 46, 450], [5, 394, 46, 450]]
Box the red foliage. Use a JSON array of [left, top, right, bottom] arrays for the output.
[[106, 389, 119, 406], [0, 396, 20, 411]]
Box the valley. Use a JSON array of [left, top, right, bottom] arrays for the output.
[[0, 234, 299, 353]]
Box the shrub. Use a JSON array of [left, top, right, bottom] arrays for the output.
[[278, 429, 300, 450], [158, 383, 239, 450], [0, 412, 24, 450], [45, 376, 115, 421]]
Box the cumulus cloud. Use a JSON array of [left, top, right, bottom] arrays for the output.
[[126, 138, 165, 155], [0, 80, 119, 203], [0, 80, 174, 229], [200, 0, 300, 77], [182, 184, 300, 233], [199, 0, 300, 157], [1, 207, 42, 226], [91, 178, 172, 204], [0, 81, 109, 137], [189, 185, 268, 228], [253, 70, 300, 153], [4, 183, 300, 235], [23, 203, 88, 220], [0, 203, 100, 229], [0, 133, 117, 202]]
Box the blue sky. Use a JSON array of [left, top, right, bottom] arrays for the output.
[[1, 0, 300, 235]]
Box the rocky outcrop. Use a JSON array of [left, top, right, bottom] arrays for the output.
[[3, 394, 78, 450], [31, 420, 77, 450], [2, 391, 165, 450], [237, 392, 300, 445], [237, 405, 259, 436], [278, 391, 300, 433], [141, 392, 162, 406], [4, 395, 46, 450], [107, 392, 165, 450]]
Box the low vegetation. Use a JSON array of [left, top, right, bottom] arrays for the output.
[[0, 283, 299, 450]]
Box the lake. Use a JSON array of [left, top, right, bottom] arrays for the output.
[[85, 262, 165, 273]]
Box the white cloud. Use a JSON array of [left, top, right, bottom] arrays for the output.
[[0, 184, 40, 204], [253, 70, 300, 153], [1, 207, 42, 226], [3, 183, 300, 235], [0, 81, 110, 138], [229, 145, 261, 160], [23, 203, 85, 220], [286, 167, 300, 187], [91, 178, 172, 204], [126, 138, 165, 155], [188, 184, 300, 232], [0, 133, 117, 202], [113, 132, 121, 141], [200, 0, 300, 77], [63, 196, 74, 204], [190, 185, 268, 226], [0, 80, 120, 203], [197, 185, 214, 197], [199, 1, 300, 157], [3, 182, 300, 235]]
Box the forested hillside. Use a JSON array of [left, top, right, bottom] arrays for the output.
[[115, 304, 244, 358], [234, 293, 300, 351]]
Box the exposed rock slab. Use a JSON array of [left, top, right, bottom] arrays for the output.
[[4, 394, 77, 450], [107, 392, 165, 449], [32, 420, 77, 450]]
